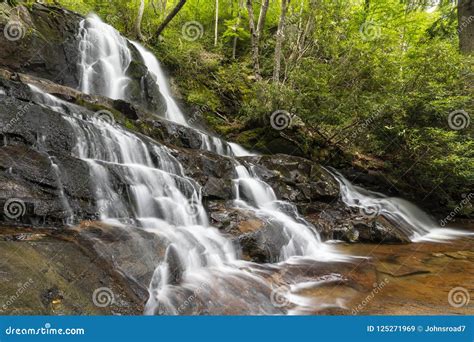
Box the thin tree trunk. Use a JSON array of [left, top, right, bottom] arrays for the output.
[[246, 0, 261, 79], [256, 0, 270, 39], [135, 0, 146, 41], [246, 0, 269, 79], [155, 0, 187, 38], [458, 0, 474, 54], [214, 0, 219, 46], [150, 0, 158, 15], [273, 0, 290, 82]]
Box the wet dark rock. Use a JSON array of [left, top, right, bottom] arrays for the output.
[[164, 245, 183, 285], [74, 222, 167, 303], [0, 146, 96, 226], [125, 46, 167, 115], [353, 216, 411, 244], [203, 177, 231, 200], [0, 4, 83, 88], [304, 203, 410, 244], [239, 154, 340, 203], [208, 201, 291, 263]]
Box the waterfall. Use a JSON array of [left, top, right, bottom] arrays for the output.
[[199, 132, 234, 156], [330, 170, 471, 242], [24, 13, 468, 315], [229, 142, 255, 157], [233, 163, 342, 261], [76, 15, 246, 157], [130, 40, 241, 156], [130, 41, 188, 125], [77, 14, 132, 99], [26, 84, 288, 315]]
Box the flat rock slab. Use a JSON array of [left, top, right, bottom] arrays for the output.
[[0, 228, 143, 315], [337, 231, 474, 315]]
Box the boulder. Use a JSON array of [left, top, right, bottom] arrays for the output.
[[208, 201, 295, 263]]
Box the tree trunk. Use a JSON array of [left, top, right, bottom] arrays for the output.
[[246, 0, 269, 79], [135, 0, 146, 41], [256, 0, 270, 39], [214, 0, 219, 46], [155, 0, 187, 38], [273, 0, 290, 82], [458, 0, 474, 54], [246, 0, 261, 79]]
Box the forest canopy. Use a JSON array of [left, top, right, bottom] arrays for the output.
[[52, 0, 473, 215]]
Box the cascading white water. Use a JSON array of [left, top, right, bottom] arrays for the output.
[[78, 18, 243, 156], [233, 163, 345, 261], [199, 132, 234, 156], [27, 84, 288, 315], [77, 14, 132, 99], [130, 41, 241, 156], [229, 142, 255, 157], [130, 42, 188, 125], [330, 169, 471, 242], [48, 156, 75, 225]]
